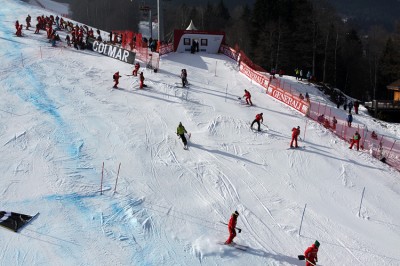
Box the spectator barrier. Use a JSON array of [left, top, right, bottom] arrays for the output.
[[219, 45, 400, 171]]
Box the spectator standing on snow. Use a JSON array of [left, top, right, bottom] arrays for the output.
[[299, 69, 303, 81], [243, 89, 253, 106], [343, 98, 348, 111], [348, 100, 354, 113], [306, 70, 312, 82], [290, 126, 301, 148], [295, 68, 300, 80], [304, 240, 320, 266], [65, 34, 71, 46], [347, 112, 353, 127], [176, 122, 189, 149], [332, 116, 337, 130], [251, 113, 263, 132], [225, 211, 240, 245], [354, 100, 360, 114], [113, 71, 121, 88], [349, 131, 361, 151]]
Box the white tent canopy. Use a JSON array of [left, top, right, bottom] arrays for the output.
[[186, 20, 197, 30]]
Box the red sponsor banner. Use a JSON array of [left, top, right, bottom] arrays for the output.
[[269, 86, 309, 115], [239, 63, 270, 90], [159, 43, 174, 56]]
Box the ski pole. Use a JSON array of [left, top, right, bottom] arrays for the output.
[[298, 255, 316, 266], [220, 221, 242, 232]]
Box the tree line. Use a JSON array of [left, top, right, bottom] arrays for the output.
[[69, 0, 399, 102]]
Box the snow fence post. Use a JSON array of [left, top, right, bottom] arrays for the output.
[[21, 53, 24, 68], [298, 203, 307, 236], [114, 162, 121, 194], [225, 84, 228, 102], [303, 120, 308, 141], [387, 139, 397, 160], [100, 162, 104, 195], [357, 187, 365, 217]]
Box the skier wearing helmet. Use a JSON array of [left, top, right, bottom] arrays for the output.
[[225, 211, 241, 245]]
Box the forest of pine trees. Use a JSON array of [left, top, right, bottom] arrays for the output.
[[68, 0, 399, 102]]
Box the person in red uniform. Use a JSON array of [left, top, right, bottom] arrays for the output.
[[225, 211, 240, 245], [349, 131, 361, 151], [251, 113, 264, 131], [290, 126, 301, 148], [243, 89, 253, 106], [304, 240, 319, 266], [113, 71, 121, 88], [132, 62, 140, 76], [16, 24, 23, 37]]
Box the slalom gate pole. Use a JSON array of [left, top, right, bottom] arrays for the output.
[[303, 120, 308, 141], [114, 162, 121, 194], [357, 187, 365, 217], [387, 139, 397, 159], [298, 203, 307, 236], [100, 162, 104, 195]]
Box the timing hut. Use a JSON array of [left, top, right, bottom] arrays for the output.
[[173, 20, 225, 53]]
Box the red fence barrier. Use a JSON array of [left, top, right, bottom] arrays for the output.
[[220, 44, 400, 171]]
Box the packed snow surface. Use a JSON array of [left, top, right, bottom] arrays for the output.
[[1, 1, 400, 265]]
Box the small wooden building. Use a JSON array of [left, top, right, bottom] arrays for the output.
[[387, 79, 400, 101]]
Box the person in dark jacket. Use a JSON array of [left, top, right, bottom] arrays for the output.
[[181, 69, 188, 87], [304, 240, 319, 266], [139, 72, 146, 89], [347, 112, 353, 127], [225, 211, 240, 245]]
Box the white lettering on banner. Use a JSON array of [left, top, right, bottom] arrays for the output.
[[116, 49, 122, 60], [108, 46, 117, 57], [93, 41, 99, 51], [91, 41, 135, 64], [98, 43, 104, 53], [122, 50, 129, 62], [270, 87, 307, 114], [240, 63, 269, 89]]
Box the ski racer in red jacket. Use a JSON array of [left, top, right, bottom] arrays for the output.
[[225, 211, 240, 244], [243, 89, 253, 106], [304, 240, 319, 266], [290, 126, 301, 148], [113, 71, 121, 88], [133, 62, 140, 76]]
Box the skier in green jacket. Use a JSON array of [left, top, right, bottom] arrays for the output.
[[177, 122, 188, 149]]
